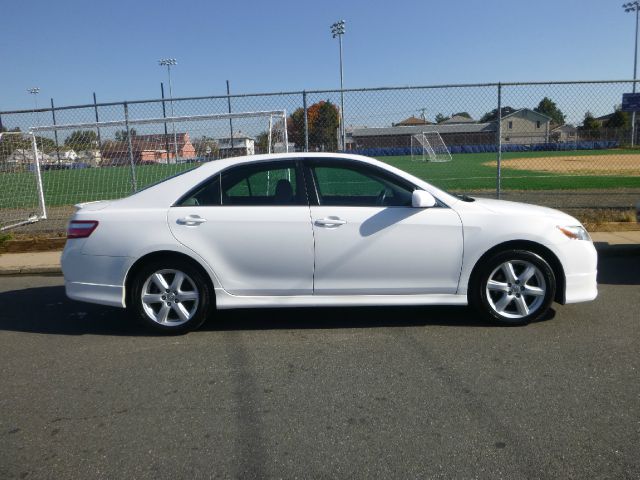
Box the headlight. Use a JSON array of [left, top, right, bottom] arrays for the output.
[[557, 225, 591, 241]]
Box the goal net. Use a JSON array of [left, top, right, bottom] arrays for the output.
[[411, 131, 452, 163], [3, 110, 290, 227], [0, 131, 47, 231]]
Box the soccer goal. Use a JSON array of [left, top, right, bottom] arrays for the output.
[[0, 131, 47, 231], [21, 110, 289, 225], [411, 131, 452, 162]]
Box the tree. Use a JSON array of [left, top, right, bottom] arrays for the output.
[[0, 127, 55, 160], [580, 111, 600, 131], [604, 110, 629, 129], [34, 136, 56, 153], [479, 106, 517, 123], [192, 136, 219, 159], [114, 128, 137, 142], [578, 112, 601, 140], [64, 130, 98, 150], [255, 131, 270, 153], [287, 100, 340, 151], [435, 113, 450, 124], [534, 97, 565, 125]]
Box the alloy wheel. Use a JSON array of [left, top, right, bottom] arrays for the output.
[[140, 269, 200, 326], [485, 260, 547, 319]]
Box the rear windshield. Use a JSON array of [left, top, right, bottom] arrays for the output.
[[128, 165, 199, 196]]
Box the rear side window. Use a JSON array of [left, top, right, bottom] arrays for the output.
[[177, 161, 304, 206]]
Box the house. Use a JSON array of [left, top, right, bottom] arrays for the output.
[[272, 142, 295, 153], [217, 132, 255, 158], [500, 109, 551, 144], [76, 150, 102, 167], [392, 116, 431, 127], [60, 149, 78, 161], [550, 124, 578, 143], [441, 114, 476, 125], [594, 113, 614, 127], [349, 108, 552, 149], [101, 132, 196, 165], [350, 123, 496, 149], [4, 148, 51, 166]]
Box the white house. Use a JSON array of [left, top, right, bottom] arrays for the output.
[[218, 132, 255, 157]]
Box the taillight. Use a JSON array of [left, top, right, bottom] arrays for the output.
[[67, 220, 99, 239]]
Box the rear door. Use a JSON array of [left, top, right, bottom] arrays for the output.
[[168, 160, 314, 296]]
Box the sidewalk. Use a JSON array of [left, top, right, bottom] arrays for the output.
[[1, 231, 638, 276]]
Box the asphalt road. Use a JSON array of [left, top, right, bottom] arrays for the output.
[[1, 255, 639, 479]]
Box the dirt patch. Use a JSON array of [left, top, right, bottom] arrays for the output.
[[0, 235, 66, 254], [483, 154, 640, 175]]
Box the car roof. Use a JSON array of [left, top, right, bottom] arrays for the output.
[[120, 153, 458, 208]]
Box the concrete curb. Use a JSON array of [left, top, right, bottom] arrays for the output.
[[0, 266, 63, 276]]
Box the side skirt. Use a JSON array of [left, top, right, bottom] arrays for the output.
[[214, 289, 468, 309]]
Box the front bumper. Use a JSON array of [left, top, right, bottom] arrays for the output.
[[553, 238, 598, 304]]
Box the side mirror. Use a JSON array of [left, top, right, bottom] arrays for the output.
[[412, 190, 436, 208]]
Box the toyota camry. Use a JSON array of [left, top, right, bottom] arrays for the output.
[[61, 153, 597, 333]]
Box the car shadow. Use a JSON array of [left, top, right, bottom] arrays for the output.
[[596, 253, 640, 286], [0, 285, 556, 336]]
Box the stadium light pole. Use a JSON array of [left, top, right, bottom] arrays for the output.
[[624, 2, 640, 146], [27, 87, 40, 127], [158, 58, 179, 161], [331, 20, 346, 151]]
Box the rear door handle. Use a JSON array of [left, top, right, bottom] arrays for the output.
[[177, 215, 207, 226], [315, 217, 347, 227]]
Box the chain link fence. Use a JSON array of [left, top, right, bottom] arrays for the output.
[[1, 80, 639, 234]]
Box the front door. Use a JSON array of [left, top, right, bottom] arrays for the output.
[[306, 160, 463, 295]]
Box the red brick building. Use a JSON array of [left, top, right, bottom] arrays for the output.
[[102, 132, 196, 164]]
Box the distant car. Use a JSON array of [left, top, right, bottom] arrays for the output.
[[61, 153, 598, 333]]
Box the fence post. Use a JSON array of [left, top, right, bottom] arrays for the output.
[[124, 102, 138, 192], [303, 91, 309, 152], [160, 83, 170, 160], [226, 80, 234, 154], [496, 82, 502, 200], [50, 98, 61, 165], [0, 112, 3, 131], [93, 92, 102, 150]]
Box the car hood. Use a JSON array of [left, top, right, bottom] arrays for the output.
[[470, 197, 581, 224]]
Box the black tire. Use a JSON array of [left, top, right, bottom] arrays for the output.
[[470, 249, 556, 326], [130, 258, 213, 333]]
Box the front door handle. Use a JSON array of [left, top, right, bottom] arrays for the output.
[[177, 215, 207, 226], [315, 217, 347, 227]]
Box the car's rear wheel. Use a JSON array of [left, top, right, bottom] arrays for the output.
[[131, 259, 212, 333], [471, 250, 556, 325]]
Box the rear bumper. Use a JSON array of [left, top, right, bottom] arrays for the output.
[[66, 281, 125, 308], [61, 242, 131, 308]]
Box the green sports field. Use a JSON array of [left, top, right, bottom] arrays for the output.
[[1, 149, 640, 209]]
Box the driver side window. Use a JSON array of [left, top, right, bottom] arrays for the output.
[[311, 164, 413, 207]]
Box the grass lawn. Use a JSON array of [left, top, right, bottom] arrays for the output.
[[379, 149, 640, 191], [1, 149, 640, 209]]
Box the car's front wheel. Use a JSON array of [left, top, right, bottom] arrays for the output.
[[471, 250, 556, 325], [131, 259, 213, 333]]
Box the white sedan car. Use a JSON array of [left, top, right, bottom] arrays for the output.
[[62, 153, 597, 332]]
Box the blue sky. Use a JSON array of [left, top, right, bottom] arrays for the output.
[[0, 0, 634, 112]]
